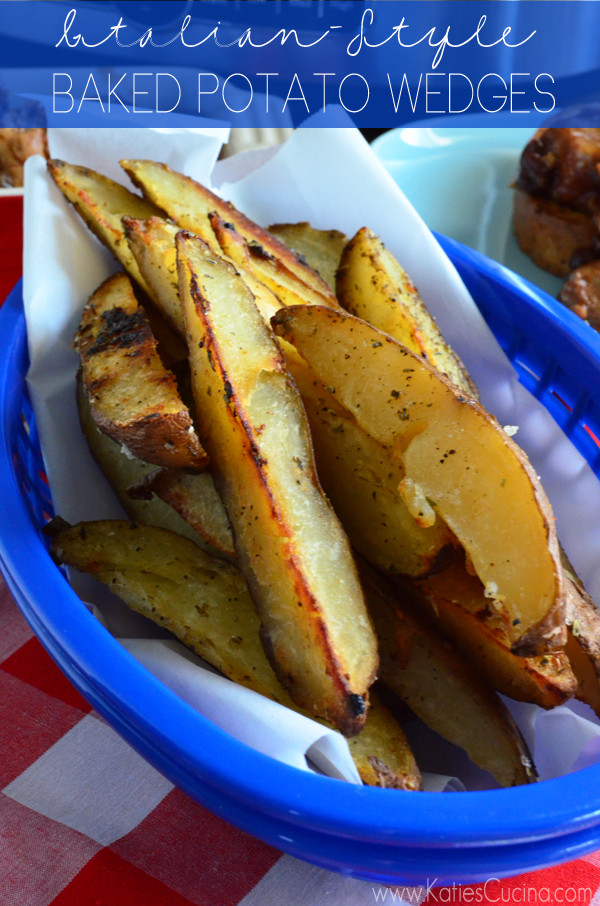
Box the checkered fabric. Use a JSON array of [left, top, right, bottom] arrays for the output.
[[2, 578, 600, 906]]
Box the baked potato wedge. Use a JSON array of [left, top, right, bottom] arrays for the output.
[[268, 222, 347, 292], [210, 214, 340, 311], [337, 227, 475, 396], [289, 354, 455, 576], [77, 372, 211, 550], [47, 159, 161, 293], [129, 468, 235, 561], [75, 272, 206, 470], [411, 561, 576, 708], [176, 231, 378, 734], [49, 519, 419, 789], [120, 158, 338, 307], [361, 563, 538, 787], [272, 304, 565, 655]]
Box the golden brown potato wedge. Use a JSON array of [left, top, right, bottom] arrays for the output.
[[337, 227, 475, 396], [288, 354, 455, 577], [562, 569, 600, 716], [120, 158, 338, 306], [47, 159, 161, 293], [513, 187, 599, 278], [77, 373, 212, 550], [272, 304, 565, 655], [75, 272, 206, 470], [129, 468, 235, 560], [176, 231, 378, 734], [210, 214, 340, 311], [360, 563, 538, 787], [410, 560, 576, 709], [49, 519, 420, 789], [268, 222, 347, 292]]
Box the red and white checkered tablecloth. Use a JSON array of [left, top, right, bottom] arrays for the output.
[[3, 575, 600, 906]]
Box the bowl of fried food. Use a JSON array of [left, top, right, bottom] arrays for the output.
[[3, 128, 600, 887]]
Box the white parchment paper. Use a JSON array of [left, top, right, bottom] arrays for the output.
[[22, 123, 600, 789]]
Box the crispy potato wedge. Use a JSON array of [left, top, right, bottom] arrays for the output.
[[513, 187, 599, 278], [77, 374, 212, 550], [360, 563, 537, 787], [75, 272, 206, 470], [210, 214, 339, 311], [176, 231, 378, 734], [411, 561, 576, 708], [48, 159, 161, 293], [268, 222, 347, 292], [563, 569, 600, 716], [124, 215, 283, 336], [120, 158, 338, 306], [337, 227, 475, 396], [129, 468, 235, 560], [272, 305, 565, 655], [49, 519, 419, 789], [288, 354, 455, 576]]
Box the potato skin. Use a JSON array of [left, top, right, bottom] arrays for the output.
[[75, 272, 206, 470]]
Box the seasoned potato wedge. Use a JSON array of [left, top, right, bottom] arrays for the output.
[[129, 468, 235, 560], [48, 159, 161, 292], [562, 569, 600, 716], [49, 519, 420, 789], [120, 158, 338, 306], [272, 305, 565, 655], [77, 373, 212, 550], [176, 232, 378, 734], [75, 272, 206, 470], [268, 222, 347, 292], [361, 564, 537, 787], [289, 355, 455, 576], [210, 214, 339, 311], [411, 561, 576, 708], [337, 227, 475, 396]]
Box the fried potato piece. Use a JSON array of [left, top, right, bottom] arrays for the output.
[[120, 158, 338, 306], [337, 227, 475, 396], [411, 561, 576, 708], [176, 232, 378, 734], [289, 355, 455, 576], [268, 222, 347, 292], [513, 187, 599, 278], [47, 159, 161, 292], [562, 569, 600, 716], [129, 468, 235, 560], [77, 372, 212, 550], [75, 272, 206, 470], [210, 214, 340, 311], [49, 519, 420, 789], [272, 305, 565, 655], [361, 563, 538, 787]]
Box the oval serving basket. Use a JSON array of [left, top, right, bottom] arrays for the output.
[[2, 235, 600, 887]]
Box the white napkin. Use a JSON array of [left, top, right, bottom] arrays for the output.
[[22, 122, 600, 789]]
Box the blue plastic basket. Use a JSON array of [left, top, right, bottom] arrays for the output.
[[3, 237, 600, 887]]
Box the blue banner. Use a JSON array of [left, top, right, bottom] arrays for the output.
[[1, 0, 600, 128]]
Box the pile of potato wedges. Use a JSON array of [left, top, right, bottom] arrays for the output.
[[44, 153, 600, 792]]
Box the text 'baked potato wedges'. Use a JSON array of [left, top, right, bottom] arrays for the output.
[[49, 519, 419, 790], [336, 227, 476, 397], [176, 232, 378, 734], [74, 272, 206, 470], [272, 304, 565, 655], [361, 563, 537, 787], [120, 158, 338, 307]]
